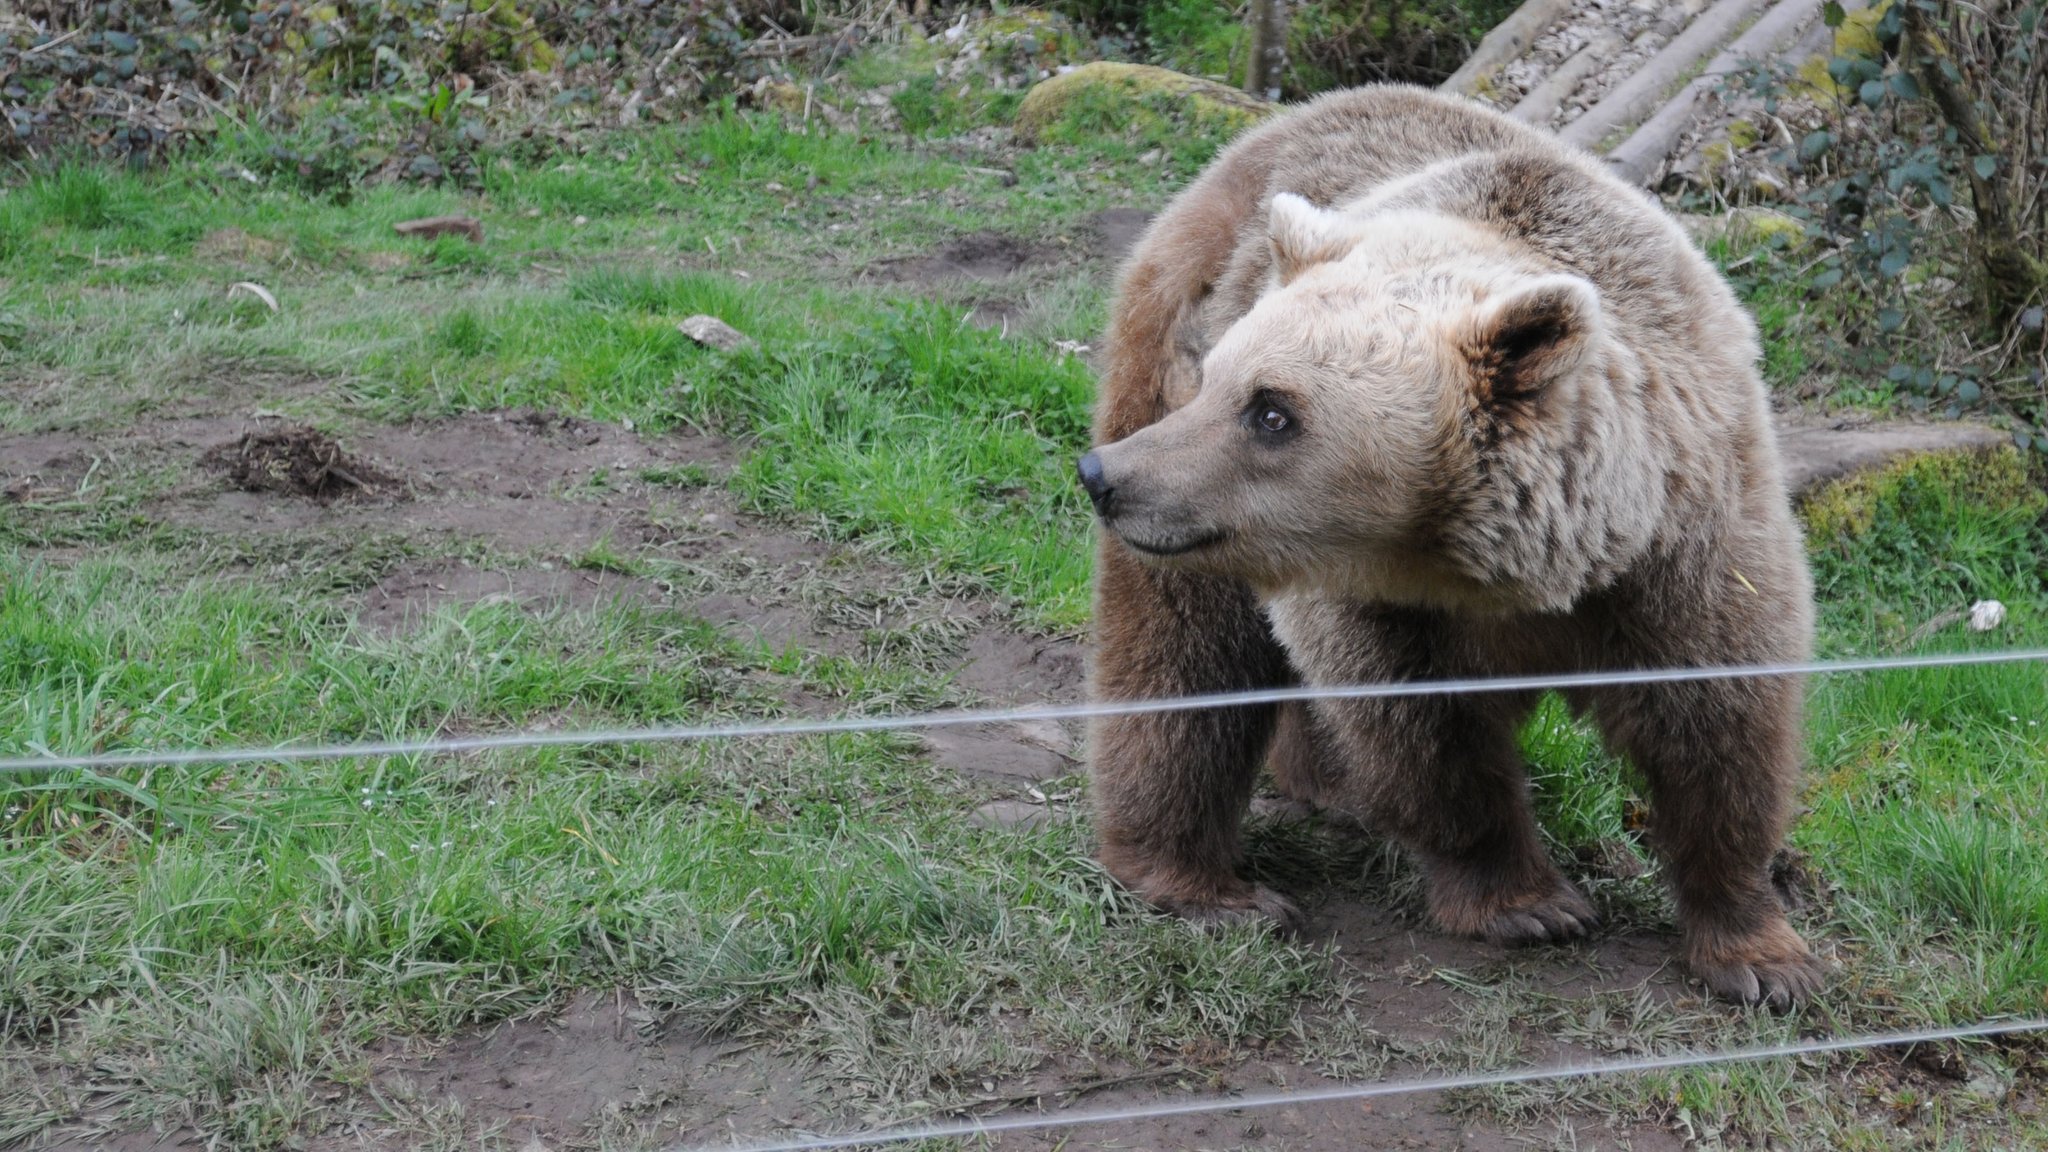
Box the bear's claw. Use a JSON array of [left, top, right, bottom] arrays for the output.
[[1170, 884, 1305, 937], [1476, 881, 1601, 946], [1689, 934, 1826, 1012]]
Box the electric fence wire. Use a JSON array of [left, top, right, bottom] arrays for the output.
[[681, 1017, 2048, 1152], [2, 646, 2043, 776]]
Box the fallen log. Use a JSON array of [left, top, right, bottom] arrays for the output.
[[1605, 0, 1824, 185], [1441, 0, 1576, 96], [393, 215, 484, 243], [1558, 0, 1773, 151], [1508, 34, 1620, 124]]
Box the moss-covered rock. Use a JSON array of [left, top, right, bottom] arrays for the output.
[[1803, 445, 2039, 547], [1013, 62, 1274, 148], [447, 0, 558, 73], [1724, 206, 1810, 249], [945, 7, 1094, 85], [1832, 1, 1896, 61], [1793, 1, 1893, 98]]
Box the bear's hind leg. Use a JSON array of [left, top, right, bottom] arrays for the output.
[[1586, 678, 1824, 1010], [1089, 542, 1298, 930]]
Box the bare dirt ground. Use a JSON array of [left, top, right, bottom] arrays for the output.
[[267, 905, 1724, 1151]]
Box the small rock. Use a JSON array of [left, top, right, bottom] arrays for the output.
[[1968, 600, 2006, 632], [680, 315, 755, 352], [969, 800, 1052, 830]]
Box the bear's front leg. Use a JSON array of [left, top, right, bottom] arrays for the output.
[[1088, 540, 1299, 931], [1270, 599, 1598, 946], [1586, 676, 1824, 1011]]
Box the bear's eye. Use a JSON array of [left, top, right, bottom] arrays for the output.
[[1245, 392, 1299, 440]]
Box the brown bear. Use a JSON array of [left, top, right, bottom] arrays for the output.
[[1076, 85, 1823, 1009]]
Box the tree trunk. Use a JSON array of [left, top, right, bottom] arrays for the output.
[[1245, 0, 1288, 101], [1904, 3, 2048, 329]]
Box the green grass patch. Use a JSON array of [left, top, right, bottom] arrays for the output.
[[0, 553, 1323, 1143]]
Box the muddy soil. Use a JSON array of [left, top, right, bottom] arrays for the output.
[[863, 230, 1057, 286], [311, 906, 1711, 1152]]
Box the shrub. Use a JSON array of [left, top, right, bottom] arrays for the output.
[[1730, 0, 2046, 446]]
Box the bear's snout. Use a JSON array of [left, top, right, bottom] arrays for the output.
[[1075, 451, 1116, 518]]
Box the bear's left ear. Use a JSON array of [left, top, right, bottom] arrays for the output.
[[1270, 193, 1364, 286], [1460, 274, 1602, 406]]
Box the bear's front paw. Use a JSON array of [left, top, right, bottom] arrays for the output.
[[1476, 880, 1600, 946], [1428, 868, 1599, 946], [1167, 883, 1304, 936], [1687, 921, 1825, 1012]]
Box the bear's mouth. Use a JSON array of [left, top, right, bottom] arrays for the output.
[[1120, 529, 1227, 558]]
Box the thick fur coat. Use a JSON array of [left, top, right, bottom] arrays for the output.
[[1080, 85, 1822, 1009]]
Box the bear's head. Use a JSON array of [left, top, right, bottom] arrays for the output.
[[1078, 192, 1659, 613]]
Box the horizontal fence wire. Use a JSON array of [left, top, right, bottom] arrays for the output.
[[685, 1017, 2048, 1152], [4, 643, 2044, 1144], [1, 647, 2044, 776]]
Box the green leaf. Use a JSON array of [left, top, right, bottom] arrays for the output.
[[1810, 266, 1845, 290], [1956, 379, 1981, 404], [1888, 363, 1913, 383], [1879, 308, 1905, 333], [1800, 130, 1834, 161], [1974, 154, 1999, 179], [1824, 0, 1846, 26], [1860, 79, 1887, 108], [1879, 246, 1911, 277], [1887, 72, 1922, 100]]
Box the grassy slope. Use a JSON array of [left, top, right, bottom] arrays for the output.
[[2, 75, 2046, 1150]]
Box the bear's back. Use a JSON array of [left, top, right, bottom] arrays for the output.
[[1202, 88, 1753, 380], [1109, 85, 1781, 524]]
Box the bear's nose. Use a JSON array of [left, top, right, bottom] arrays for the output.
[[1075, 451, 1116, 517]]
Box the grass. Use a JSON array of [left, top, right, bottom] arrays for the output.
[[4, 43, 2048, 1150]]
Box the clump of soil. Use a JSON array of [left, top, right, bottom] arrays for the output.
[[201, 426, 401, 502]]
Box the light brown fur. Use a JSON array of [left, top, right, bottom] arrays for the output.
[[1081, 85, 1823, 1009]]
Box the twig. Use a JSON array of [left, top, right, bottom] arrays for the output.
[[24, 27, 82, 55], [966, 1064, 1193, 1110]]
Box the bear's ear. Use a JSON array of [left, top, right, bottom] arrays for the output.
[[1460, 274, 1601, 406], [1269, 193, 1362, 286]]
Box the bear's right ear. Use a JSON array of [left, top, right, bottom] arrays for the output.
[[1269, 193, 1362, 286], [1459, 274, 1602, 408]]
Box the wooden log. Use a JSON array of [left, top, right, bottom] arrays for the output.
[[393, 215, 484, 244], [1605, 0, 1824, 185], [1441, 0, 1576, 96], [1558, 0, 1774, 151], [1508, 34, 1620, 124]]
